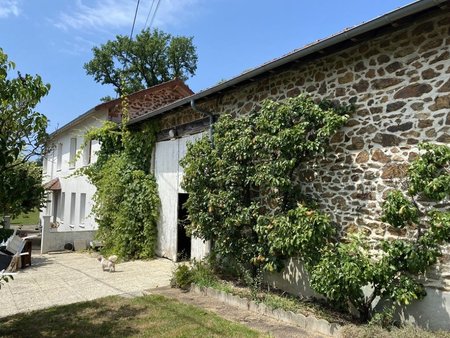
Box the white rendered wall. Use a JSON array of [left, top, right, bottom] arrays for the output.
[[40, 110, 107, 237]]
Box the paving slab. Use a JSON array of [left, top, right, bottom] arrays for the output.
[[0, 252, 174, 318]]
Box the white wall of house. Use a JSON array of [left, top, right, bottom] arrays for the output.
[[154, 132, 210, 261], [40, 110, 107, 252]]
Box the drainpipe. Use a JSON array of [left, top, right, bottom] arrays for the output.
[[190, 99, 215, 148]]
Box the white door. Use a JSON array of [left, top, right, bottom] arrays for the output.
[[154, 133, 209, 260]]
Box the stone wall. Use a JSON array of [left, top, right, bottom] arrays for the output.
[[157, 8, 450, 289], [105, 79, 193, 121]]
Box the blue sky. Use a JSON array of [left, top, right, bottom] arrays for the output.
[[0, 0, 413, 131]]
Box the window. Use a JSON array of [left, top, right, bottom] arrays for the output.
[[45, 193, 51, 216], [43, 157, 47, 174], [80, 193, 86, 224], [57, 143, 63, 171], [82, 140, 91, 166], [69, 138, 77, 169], [59, 192, 65, 222], [70, 193, 76, 225], [52, 191, 59, 223]]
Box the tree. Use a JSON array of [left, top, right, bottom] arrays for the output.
[[0, 161, 44, 217], [84, 28, 197, 98], [0, 48, 50, 216]]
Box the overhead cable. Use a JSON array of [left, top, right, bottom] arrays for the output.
[[130, 0, 141, 40]]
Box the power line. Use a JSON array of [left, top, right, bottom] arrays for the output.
[[148, 0, 161, 31], [129, 0, 141, 40], [144, 0, 156, 30]]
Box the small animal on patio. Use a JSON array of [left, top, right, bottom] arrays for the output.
[[97, 255, 118, 272]]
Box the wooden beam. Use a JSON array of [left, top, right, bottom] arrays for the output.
[[157, 117, 210, 142]]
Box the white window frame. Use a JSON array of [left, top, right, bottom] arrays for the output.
[[82, 140, 92, 166], [70, 193, 76, 226], [59, 192, 65, 222], [79, 193, 86, 225], [57, 143, 63, 171], [69, 138, 77, 169], [42, 156, 47, 174]]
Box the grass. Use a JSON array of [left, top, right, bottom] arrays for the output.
[[10, 209, 40, 226], [0, 294, 265, 338]]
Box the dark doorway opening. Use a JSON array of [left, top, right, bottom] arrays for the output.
[[177, 193, 191, 261]]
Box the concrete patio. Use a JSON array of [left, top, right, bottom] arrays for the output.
[[0, 252, 174, 318]]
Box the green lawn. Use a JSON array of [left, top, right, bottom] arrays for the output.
[[10, 209, 40, 226], [0, 294, 265, 338]]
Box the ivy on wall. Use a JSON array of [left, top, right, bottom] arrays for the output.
[[181, 92, 450, 323], [181, 94, 351, 273], [311, 143, 450, 321], [79, 100, 160, 259]]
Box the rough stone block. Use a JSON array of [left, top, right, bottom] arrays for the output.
[[248, 300, 259, 313], [305, 315, 318, 332], [315, 318, 333, 336], [291, 312, 307, 329]]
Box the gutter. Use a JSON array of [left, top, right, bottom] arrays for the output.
[[190, 100, 215, 147], [128, 0, 446, 126]]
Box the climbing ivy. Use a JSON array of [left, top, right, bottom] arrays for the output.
[[79, 98, 160, 260], [310, 143, 450, 322], [182, 92, 450, 323], [181, 94, 351, 273]]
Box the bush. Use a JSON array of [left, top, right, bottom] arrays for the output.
[[171, 259, 219, 290], [170, 264, 193, 290]]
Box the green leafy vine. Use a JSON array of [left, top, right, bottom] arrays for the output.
[[79, 97, 160, 259]]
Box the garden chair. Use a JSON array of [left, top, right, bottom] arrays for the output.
[[0, 232, 34, 272]]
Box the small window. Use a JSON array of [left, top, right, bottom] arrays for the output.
[[45, 193, 52, 216], [59, 192, 65, 222], [82, 140, 91, 166], [80, 193, 86, 224], [42, 157, 47, 174], [70, 193, 76, 225], [57, 143, 63, 171], [69, 138, 77, 169]]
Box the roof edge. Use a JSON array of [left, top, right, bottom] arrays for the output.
[[129, 0, 447, 125]]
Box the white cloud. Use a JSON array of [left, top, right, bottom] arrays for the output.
[[0, 0, 21, 18], [59, 35, 97, 56], [54, 0, 202, 33]]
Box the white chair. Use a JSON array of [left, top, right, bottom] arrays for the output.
[[0, 231, 35, 272]]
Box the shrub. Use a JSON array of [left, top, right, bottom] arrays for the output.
[[171, 259, 219, 290], [170, 264, 193, 290]]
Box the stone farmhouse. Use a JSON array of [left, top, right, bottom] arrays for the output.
[[40, 79, 193, 253], [124, 0, 448, 329], [40, 0, 449, 329]]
